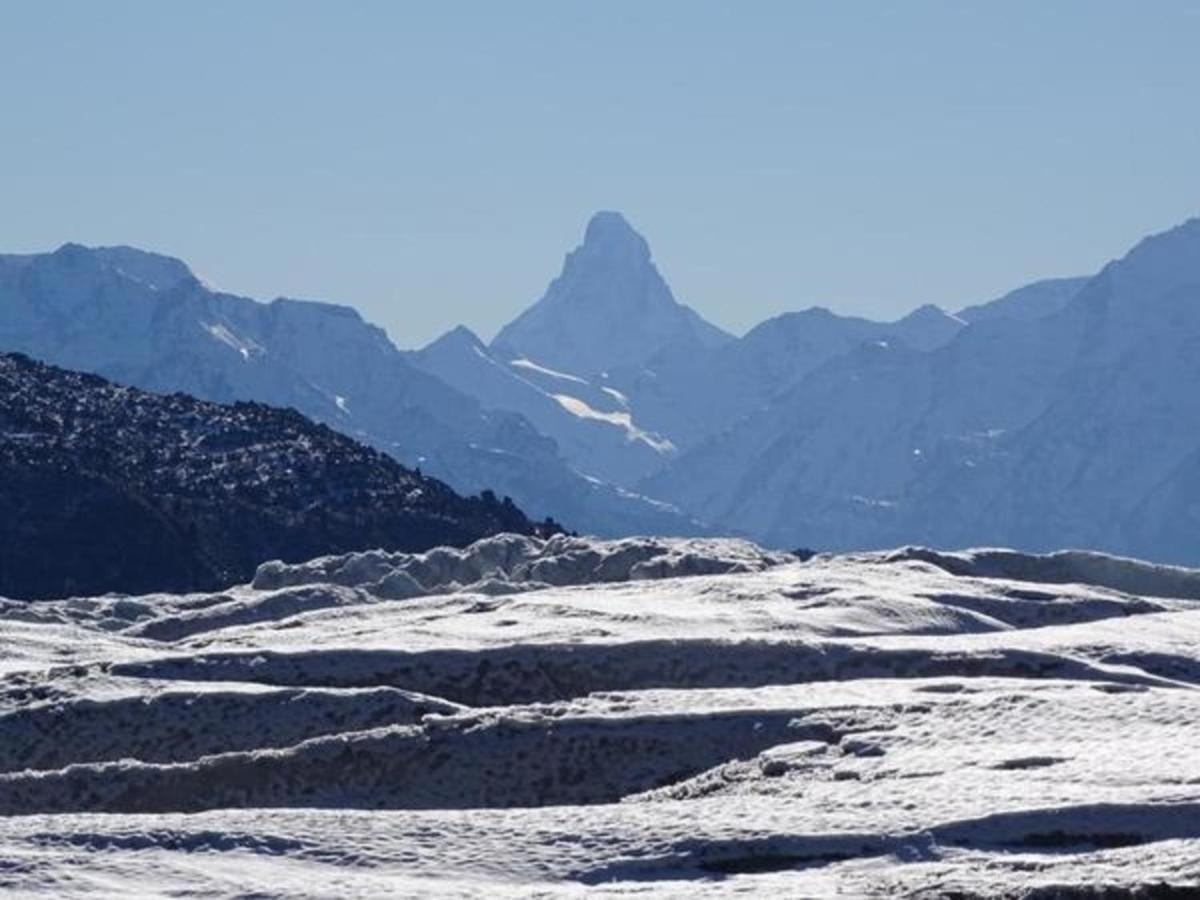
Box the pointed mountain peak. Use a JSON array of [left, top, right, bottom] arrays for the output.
[[490, 212, 730, 376], [580, 211, 650, 263], [888, 303, 964, 352], [421, 324, 485, 355]]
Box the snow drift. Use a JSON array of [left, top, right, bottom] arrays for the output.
[[1, 535, 1199, 896]]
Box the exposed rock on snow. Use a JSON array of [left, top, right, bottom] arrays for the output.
[[1, 536, 1199, 896]]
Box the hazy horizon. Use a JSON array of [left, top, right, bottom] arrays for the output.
[[3, 1, 1199, 346]]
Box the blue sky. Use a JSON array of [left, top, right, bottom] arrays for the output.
[[3, 1, 1199, 346]]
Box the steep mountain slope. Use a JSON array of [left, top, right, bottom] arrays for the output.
[[0, 243, 696, 536], [0, 353, 557, 600], [956, 276, 1088, 324], [490, 211, 732, 377], [647, 218, 1200, 564], [611, 303, 966, 451], [409, 326, 672, 485]]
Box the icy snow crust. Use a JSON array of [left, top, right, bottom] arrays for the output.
[[2, 534, 1200, 897]]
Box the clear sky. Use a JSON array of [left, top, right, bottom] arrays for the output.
[[3, 2, 1199, 347]]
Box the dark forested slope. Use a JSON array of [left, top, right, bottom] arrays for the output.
[[0, 353, 553, 599]]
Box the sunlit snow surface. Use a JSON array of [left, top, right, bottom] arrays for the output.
[[2, 534, 1200, 897]]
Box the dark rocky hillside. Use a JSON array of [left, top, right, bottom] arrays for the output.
[[0, 353, 556, 600]]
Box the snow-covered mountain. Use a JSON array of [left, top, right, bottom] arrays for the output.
[[606, 302, 967, 452], [490, 211, 733, 378], [4, 534, 1200, 894], [426, 213, 965, 477], [0, 243, 700, 537], [647, 218, 1200, 564], [411, 212, 733, 485], [408, 325, 673, 485]]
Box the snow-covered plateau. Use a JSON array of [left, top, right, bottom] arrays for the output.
[[2, 533, 1200, 897]]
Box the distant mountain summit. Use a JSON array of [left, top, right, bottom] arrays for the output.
[[490, 211, 731, 376], [579, 210, 654, 267], [0, 352, 551, 600]]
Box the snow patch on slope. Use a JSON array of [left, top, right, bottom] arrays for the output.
[[509, 357, 588, 384], [200, 321, 264, 361], [552, 393, 676, 454], [601, 385, 630, 407], [888, 546, 1200, 600]]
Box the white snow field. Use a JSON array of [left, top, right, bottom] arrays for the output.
[[2, 534, 1200, 897]]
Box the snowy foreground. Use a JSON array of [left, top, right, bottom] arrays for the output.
[[3, 535, 1200, 897]]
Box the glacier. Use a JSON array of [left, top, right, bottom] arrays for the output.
[[2, 534, 1199, 896]]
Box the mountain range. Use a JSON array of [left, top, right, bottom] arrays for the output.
[[645, 218, 1200, 563], [0, 239, 699, 538], [3, 211, 1199, 563]]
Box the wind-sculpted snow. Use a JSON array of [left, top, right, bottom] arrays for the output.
[[888, 545, 1200, 600], [250, 532, 792, 595], [2, 537, 1199, 896]]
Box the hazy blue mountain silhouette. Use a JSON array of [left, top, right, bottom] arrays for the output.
[[6, 213, 1198, 562], [646, 218, 1200, 564], [491, 211, 732, 378]]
